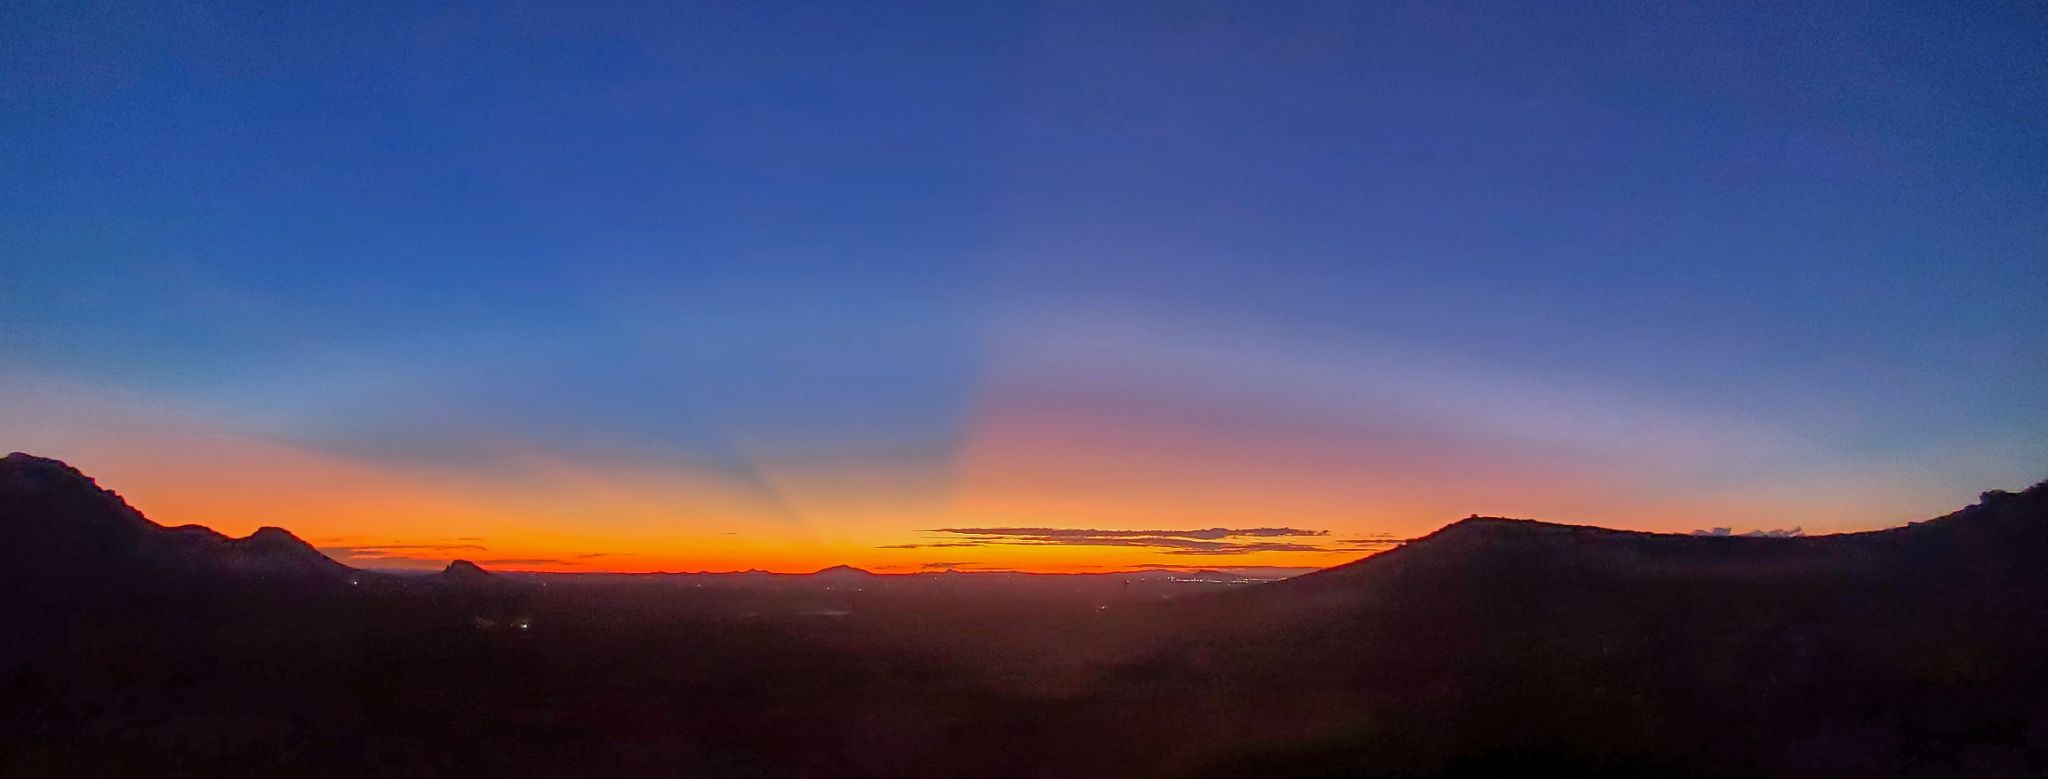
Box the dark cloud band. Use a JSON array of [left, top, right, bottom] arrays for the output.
[[882, 527, 1402, 556]]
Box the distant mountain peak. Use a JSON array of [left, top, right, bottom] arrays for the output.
[[222, 526, 348, 576], [234, 525, 332, 558], [812, 564, 878, 578], [444, 559, 491, 578], [245, 525, 310, 546]]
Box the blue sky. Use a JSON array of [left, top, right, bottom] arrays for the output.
[[2, 1, 2044, 569]]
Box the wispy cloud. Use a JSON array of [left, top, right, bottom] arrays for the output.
[[317, 541, 488, 563], [316, 541, 617, 570], [936, 527, 1329, 540], [1690, 527, 1804, 538], [882, 527, 1401, 556], [875, 540, 982, 549], [327, 542, 488, 554]]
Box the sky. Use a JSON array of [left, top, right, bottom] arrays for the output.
[[3, 1, 2045, 573]]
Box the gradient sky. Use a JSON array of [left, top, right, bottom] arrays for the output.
[[4, 1, 2045, 572]]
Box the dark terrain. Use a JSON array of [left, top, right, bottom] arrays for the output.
[[2, 451, 2044, 777]]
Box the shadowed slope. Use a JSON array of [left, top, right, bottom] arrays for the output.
[[0, 451, 351, 591], [1131, 482, 2048, 777], [0, 453, 374, 777], [1222, 483, 2048, 613]]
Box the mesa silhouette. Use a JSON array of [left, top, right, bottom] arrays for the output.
[[2, 451, 2044, 778]]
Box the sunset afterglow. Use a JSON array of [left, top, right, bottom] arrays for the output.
[[4, 2, 2042, 573]]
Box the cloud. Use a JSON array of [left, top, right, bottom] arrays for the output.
[[881, 526, 1396, 556], [318, 541, 489, 564], [327, 542, 488, 554], [1326, 535, 1409, 552], [1125, 563, 1321, 574], [318, 541, 618, 569], [1156, 541, 1333, 556], [933, 526, 1328, 540], [1689, 527, 1804, 538], [875, 541, 982, 549], [1745, 527, 1804, 538]]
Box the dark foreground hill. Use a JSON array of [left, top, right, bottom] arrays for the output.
[[1119, 484, 2048, 777], [1, 451, 2044, 778], [0, 452, 350, 590]]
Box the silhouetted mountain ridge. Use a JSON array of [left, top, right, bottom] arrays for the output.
[[4, 451, 2047, 776], [1132, 480, 2048, 777], [1267, 481, 2048, 605], [0, 451, 349, 589]]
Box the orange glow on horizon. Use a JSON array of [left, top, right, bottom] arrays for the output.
[[0, 372, 1968, 574]]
